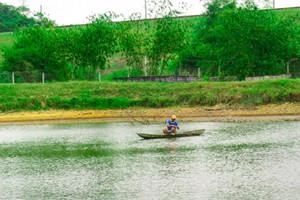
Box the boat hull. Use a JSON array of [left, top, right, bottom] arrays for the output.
[[137, 129, 205, 139]]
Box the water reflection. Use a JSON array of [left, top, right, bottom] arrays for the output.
[[0, 122, 299, 199]]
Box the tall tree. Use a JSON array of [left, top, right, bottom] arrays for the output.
[[149, 13, 188, 75], [146, 0, 189, 75], [80, 13, 119, 72], [118, 13, 149, 71]]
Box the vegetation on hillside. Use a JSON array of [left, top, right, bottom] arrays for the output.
[[1, 0, 299, 81], [185, 1, 300, 79], [0, 79, 299, 111]]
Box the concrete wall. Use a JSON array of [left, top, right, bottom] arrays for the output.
[[114, 73, 299, 83], [246, 74, 292, 81], [114, 76, 200, 82], [291, 72, 300, 78], [245, 74, 292, 81], [210, 76, 238, 82]]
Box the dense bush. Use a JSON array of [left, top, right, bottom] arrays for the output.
[[183, 1, 300, 79]]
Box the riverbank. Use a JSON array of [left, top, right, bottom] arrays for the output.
[[0, 79, 300, 112], [1, 103, 299, 125]]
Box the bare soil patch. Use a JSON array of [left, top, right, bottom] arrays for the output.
[[0, 103, 299, 125]]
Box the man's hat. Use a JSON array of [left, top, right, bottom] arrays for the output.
[[172, 115, 176, 119]]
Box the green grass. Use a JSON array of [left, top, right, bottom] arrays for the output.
[[0, 79, 299, 112], [275, 8, 300, 24]]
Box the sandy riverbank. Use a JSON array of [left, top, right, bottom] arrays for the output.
[[0, 103, 299, 125]]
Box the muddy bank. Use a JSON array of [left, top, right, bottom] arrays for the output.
[[0, 103, 299, 125]]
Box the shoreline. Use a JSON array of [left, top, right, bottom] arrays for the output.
[[0, 103, 299, 125]]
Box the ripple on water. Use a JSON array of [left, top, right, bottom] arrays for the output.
[[0, 122, 299, 199]]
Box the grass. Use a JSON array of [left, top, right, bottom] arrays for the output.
[[0, 79, 299, 112], [275, 8, 300, 24]]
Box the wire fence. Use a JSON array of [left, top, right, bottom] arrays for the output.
[[0, 70, 299, 84], [0, 71, 98, 84]]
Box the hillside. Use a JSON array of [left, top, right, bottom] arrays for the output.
[[0, 7, 299, 73]]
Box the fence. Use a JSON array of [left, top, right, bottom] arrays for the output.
[[114, 76, 200, 82], [0, 71, 98, 84], [0, 71, 299, 84]]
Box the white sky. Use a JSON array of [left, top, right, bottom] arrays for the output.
[[1, 0, 299, 25]]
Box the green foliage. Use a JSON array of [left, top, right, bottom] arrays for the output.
[[190, 0, 300, 79], [148, 14, 188, 75], [118, 0, 190, 76], [1, 1, 299, 80], [0, 3, 55, 32], [0, 3, 35, 32], [0, 32, 14, 68], [102, 69, 129, 81], [3, 26, 70, 80], [102, 68, 144, 81], [33, 12, 56, 28], [77, 13, 119, 71], [118, 15, 149, 70], [2, 14, 119, 80]]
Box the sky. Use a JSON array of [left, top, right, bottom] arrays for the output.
[[1, 0, 300, 25]]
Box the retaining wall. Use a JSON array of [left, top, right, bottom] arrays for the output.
[[114, 76, 200, 82], [245, 74, 292, 81]]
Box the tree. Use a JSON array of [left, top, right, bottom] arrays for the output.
[[78, 13, 119, 72], [149, 13, 188, 75], [0, 3, 35, 32], [3, 13, 119, 80], [118, 13, 149, 72], [3, 26, 70, 80], [0, 3, 55, 32], [34, 12, 56, 28], [144, 0, 189, 75], [190, 0, 299, 79]]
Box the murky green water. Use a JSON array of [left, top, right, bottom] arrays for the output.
[[0, 122, 299, 199]]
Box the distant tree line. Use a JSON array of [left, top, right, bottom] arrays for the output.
[[2, 0, 300, 80], [0, 2, 55, 32]]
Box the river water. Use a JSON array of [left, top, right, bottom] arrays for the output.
[[0, 121, 299, 199]]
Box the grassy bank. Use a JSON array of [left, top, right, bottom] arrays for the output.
[[0, 79, 299, 112]]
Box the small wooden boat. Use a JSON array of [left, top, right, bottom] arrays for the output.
[[137, 129, 205, 139]]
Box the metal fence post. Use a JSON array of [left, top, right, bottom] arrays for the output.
[[42, 72, 45, 84], [144, 56, 148, 76], [12, 72, 15, 84], [198, 67, 201, 79], [98, 71, 101, 82]]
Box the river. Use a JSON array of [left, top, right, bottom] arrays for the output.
[[0, 121, 299, 199]]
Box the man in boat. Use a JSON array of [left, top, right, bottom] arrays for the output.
[[163, 115, 179, 135]]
